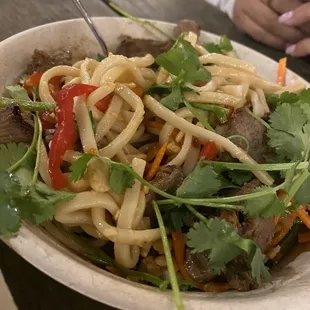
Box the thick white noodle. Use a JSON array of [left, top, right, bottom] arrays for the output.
[[87, 158, 110, 193], [144, 95, 274, 185], [75, 95, 98, 154], [159, 107, 192, 144], [274, 82, 306, 94], [114, 158, 146, 268], [90, 55, 150, 89], [199, 53, 256, 73], [129, 54, 154, 67], [207, 66, 282, 92], [95, 95, 124, 143], [55, 191, 119, 226], [86, 82, 116, 121], [39, 66, 80, 104], [99, 84, 145, 158], [185, 91, 242, 108], [80, 58, 99, 84], [39, 142, 51, 187], [183, 144, 200, 176]]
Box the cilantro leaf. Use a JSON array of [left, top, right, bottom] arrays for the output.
[[69, 153, 96, 182], [193, 103, 229, 124], [187, 219, 270, 283], [228, 170, 253, 186], [161, 86, 184, 111], [163, 206, 195, 231], [0, 143, 35, 171], [295, 175, 310, 203], [176, 161, 233, 198], [0, 170, 74, 236], [203, 35, 233, 54], [156, 37, 211, 83], [69, 153, 135, 195], [243, 187, 285, 218], [6, 85, 31, 100], [109, 165, 135, 195], [266, 89, 310, 106], [268, 103, 310, 161], [96, 53, 105, 62]]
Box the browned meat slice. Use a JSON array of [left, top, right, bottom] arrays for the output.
[[0, 104, 33, 144], [216, 108, 267, 163], [226, 257, 258, 291], [116, 36, 173, 58], [184, 250, 215, 283], [236, 179, 261, 195], [26, 49, 72, 74], [145, 165, 184, 215], [243, 218, 275, 253], [220, 209, 241, 233], [174, 19, 201, 37]]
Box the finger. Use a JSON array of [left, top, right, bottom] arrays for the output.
[[268, 0, 302, 14], [279, 3, 310, 26], [245, 1, 304, 43], [236, 11, 285, 49], [286, 38, 310, 57]]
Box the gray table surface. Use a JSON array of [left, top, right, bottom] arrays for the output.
[[0, 1, 310, 309]]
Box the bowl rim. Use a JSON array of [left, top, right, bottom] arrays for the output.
[[1, 16, 310, 310]]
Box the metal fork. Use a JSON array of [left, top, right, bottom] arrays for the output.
[[72, 0, 108, 57]]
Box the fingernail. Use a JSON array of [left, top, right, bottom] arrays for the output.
[[279, 11, 293, 24], [286, 44, 296, 55]]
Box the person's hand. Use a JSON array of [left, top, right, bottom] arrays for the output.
[[278, 2, 310, 57], [233, 0, 305, 49]]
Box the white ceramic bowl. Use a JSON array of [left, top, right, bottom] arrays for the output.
[[1, 17, 310, 310]]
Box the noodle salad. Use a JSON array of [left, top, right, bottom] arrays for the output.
[[1, 21, 310, 310]]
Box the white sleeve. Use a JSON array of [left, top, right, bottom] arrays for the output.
[[205, 0, 236, 19]]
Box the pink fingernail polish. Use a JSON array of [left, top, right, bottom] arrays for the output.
[[286, 44, 296, 55], [279, 11, 294, 24]]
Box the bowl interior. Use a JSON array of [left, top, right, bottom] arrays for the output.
[[1, 17, 310, 310]]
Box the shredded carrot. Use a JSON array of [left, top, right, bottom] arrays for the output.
[[172, 256, 180, 273], [270, 212, 297, 247], [298, 232, 310, 243], [201, 283, 230, 293], [171, 231, 192, 280], [145, 121, 164, 130], [132, 86, 144, 97], [296, 205, 310, 229], [277, 57, 287, 86], [106, 265, 124, 277], [273, 214, 280, 225], [145, 143, 168, 181], [146, 144, 161, 162]]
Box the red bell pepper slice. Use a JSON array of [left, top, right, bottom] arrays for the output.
[[95, 93, 113, 113], [23, 72, 43, 90], [49, 84, 97, 189], [199, 142, 217, 161]]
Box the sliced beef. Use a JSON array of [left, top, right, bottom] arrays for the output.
[[225, 179, 275, 291], [145, 165, 184, 216], [116, 36, 173, 58], [243, 218, 275, 253], [0, 104, 33, 144], [184, 250, 215, 283], [220, 209, 241, 233], [174, 19, 201, 37], [216, 108, 267, 163], [26, 49, 72, 75], [226, 257, 258, 291]]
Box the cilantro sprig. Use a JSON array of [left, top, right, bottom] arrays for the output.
[[1, 85, 55, 111], [185, 205, 270, 284], [203, 35, 233, 54]]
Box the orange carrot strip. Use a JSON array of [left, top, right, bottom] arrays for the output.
[[172, 256, 180, 273], [277, 57, 287, 86], [145, 143, 168, 181], [270, 212, 297, 247], [273, 214, 280, 225], [146, 144, 161, 162], [202, 283, 230, 293], [171, 231, 191, 280], [145, 121, 164, 130], [132, 86, 144, 97], [296, 206, 310, 229], [298, 232, 310, 243]]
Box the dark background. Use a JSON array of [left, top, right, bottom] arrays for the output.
[[0, 0, 309, 309]]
